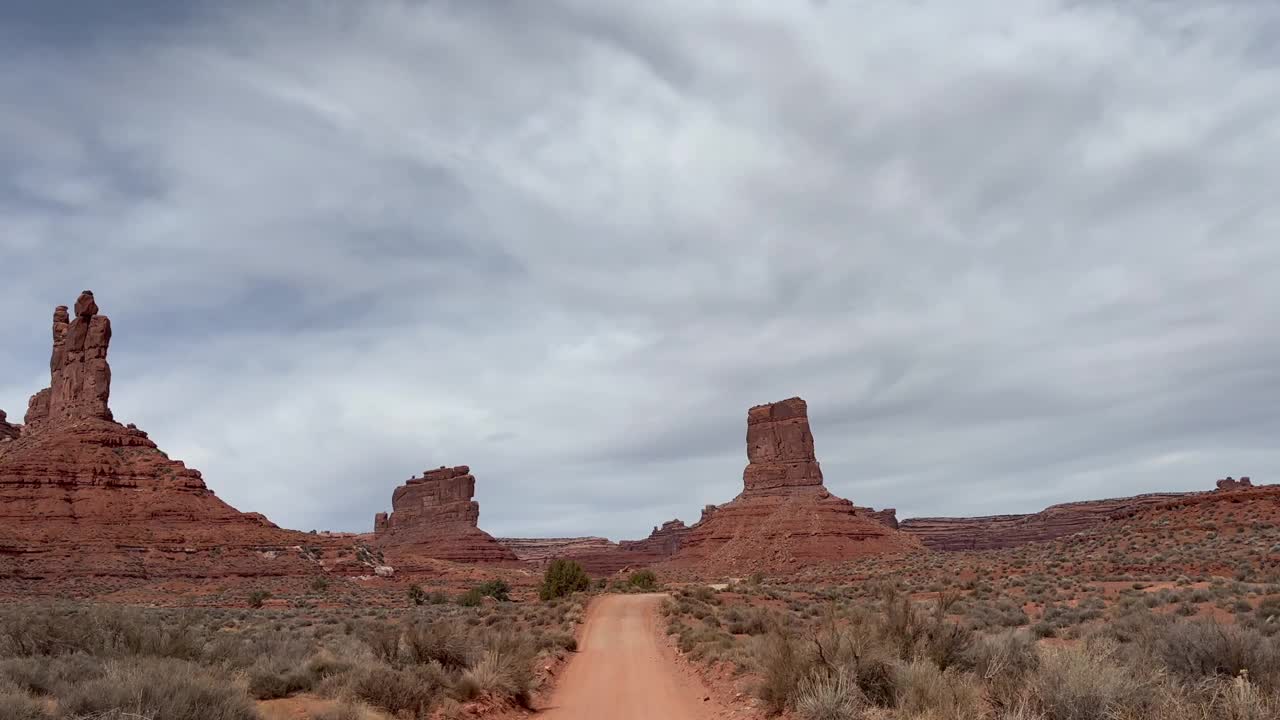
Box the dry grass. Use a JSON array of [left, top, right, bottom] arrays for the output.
[[0, 597, 581, 719], [663, 578, 1280, 720]]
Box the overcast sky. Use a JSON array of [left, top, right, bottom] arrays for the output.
[[2, 1, 1278, 540]]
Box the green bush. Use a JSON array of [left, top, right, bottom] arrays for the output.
[[248, 590, 271, 609], [408, 585, 427, 606], [628, 570, 659, 591], [476, 580, 512, 602], [456, 588, 484, 607], [539, 560, 591, 601]]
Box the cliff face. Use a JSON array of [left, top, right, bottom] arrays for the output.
[[670, 397, 922, 573], [373, 465, 516, 564], [0, 292, 344, 581], [899, 492, 1199, 551]]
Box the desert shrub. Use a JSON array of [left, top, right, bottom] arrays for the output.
[[475, 579, 512, 602], [407, 585, 427, 606], [403, 619, 472, 670], [970, 630, 1040, 710], [1151, 620, 1279, 689], [756, 628, 810, 713], [455, 588, 484, 607], [1028, 642, 1155, 720], [536, 630, 577, 653], [539, 560, 590, 601], [1209, 673, 1280, 720], [795, 670, 862, 720], [893, 659, 983, 717], [456, 632, 535, 707], [0, 605, 201, 660], [310, 576, 330, 593], [356, 622, 401, 665], [248, 590, 271, 609], [346, 664, 445, 717], [0, 685, 48, 720], [726, 607, 772, 636], [57, 657, 257, 720], [628, 569, 658, 591]]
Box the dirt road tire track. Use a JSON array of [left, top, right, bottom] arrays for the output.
[[539, 593, 729, 719]]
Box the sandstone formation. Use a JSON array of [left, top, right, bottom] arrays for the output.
[[900, 492, 1200, 551], [373, 465, 516, 564], [1216, 476, 1254, 492], [498, 536, 618, 566], [0, 292, 351, 581], [855, 506, 900, 529], [669, 397, 922, 573], [0, 411, 19, 443]]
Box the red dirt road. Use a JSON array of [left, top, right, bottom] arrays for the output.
[[540, 593, 728, 720]]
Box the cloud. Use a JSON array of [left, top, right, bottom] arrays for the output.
[[2, 0, 1278, 539]]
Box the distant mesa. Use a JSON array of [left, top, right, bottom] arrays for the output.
[[900, 475, 1263, 551], [668, 397, 922, 572], [372, 464, 516, 564]]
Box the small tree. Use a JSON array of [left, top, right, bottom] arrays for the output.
[[476, 579, 511, 602], [628, 569, 658, 591], [540, 559, 591, 601]]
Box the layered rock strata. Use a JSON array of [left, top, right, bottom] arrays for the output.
[[670, 397, 922, 572], [899, 492, 1199, 551], [373, 465, 516, 563]]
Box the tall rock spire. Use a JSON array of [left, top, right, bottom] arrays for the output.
[[26, 290, 113, 426]]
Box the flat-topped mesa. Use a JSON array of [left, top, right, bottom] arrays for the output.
[[373, 464, 516, 564], [899, 492, 1200, 551], [742, 397, 824, 496]]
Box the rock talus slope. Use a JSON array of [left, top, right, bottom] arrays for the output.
[[670, 397, 922, 573]]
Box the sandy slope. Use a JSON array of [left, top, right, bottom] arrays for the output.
[[540, 593, 727, 720]]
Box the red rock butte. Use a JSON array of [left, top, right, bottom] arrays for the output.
[[373, 465, 516, 565], [0, 291, 345, 582], [669, 397, 921, 572]]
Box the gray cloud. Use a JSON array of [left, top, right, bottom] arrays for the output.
[[2, 0, 1278, 539]]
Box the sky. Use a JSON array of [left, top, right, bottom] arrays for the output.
[[2, 0, 1278, 541]]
